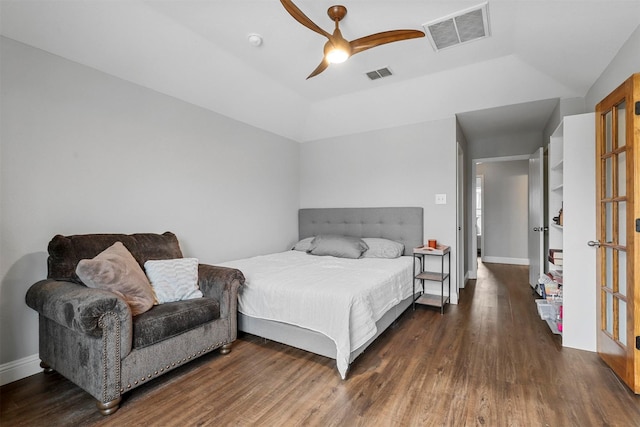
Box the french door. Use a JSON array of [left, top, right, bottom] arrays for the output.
[[595, 73, 640, 394]]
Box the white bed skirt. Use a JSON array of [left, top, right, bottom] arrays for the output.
[[238, 294, 413, 370]]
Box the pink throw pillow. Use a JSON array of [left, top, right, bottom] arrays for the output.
[[76, 241, 156, 316]]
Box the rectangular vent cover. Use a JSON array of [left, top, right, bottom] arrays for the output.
[[366, 67, 393, 80], [423, 2, 490, 51]]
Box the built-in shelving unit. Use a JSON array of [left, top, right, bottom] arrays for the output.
[[548, 122, 564, 280]]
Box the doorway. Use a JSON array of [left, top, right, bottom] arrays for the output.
[[469, 154, 531, 279], [476, 175, 483, 258]]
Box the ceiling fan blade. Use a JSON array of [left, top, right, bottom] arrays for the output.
[[350, 29, 425, 55], [306, 58, 330, 79], [280, 0, 331, 39]]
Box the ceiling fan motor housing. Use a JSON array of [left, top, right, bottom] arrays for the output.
[[328, 5, 347, 22]]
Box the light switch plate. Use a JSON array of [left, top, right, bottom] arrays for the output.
[[435, 194, 446, 204]]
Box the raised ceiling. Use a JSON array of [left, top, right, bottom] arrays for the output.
[[1, 1, 639, 142]]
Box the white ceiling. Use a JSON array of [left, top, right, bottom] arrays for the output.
[[1, 1, 639, 142]]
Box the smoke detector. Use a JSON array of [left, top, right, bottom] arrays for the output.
[[247, 33, 263, 47], [423, 2, 490, 52]]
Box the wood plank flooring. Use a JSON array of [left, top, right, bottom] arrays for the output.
[[2, 260, 640, 426]]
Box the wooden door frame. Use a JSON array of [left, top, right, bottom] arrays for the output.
[[595, 73, 640, 393]]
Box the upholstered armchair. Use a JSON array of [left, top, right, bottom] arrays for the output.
[[26, 232, 244, 415]]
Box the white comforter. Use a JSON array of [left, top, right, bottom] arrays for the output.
[[220, 251, 414, 378]]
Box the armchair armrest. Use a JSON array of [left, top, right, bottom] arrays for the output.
[[197, 264, 244, 318], [26, 279, 133, 356]]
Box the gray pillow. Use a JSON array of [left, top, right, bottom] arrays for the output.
[[307, 235, 369, 259], [362, 238, 405, 258]]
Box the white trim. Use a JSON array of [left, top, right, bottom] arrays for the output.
[[0, 353, 41, 386], [473, 154, 531, 163], [456, 141, 465, 297], [476, 174, 485, 264], [482, 256, 529, 266], [460, 271, 469, 288]]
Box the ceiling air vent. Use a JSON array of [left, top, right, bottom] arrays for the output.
[[366, 67, 393, 81], [423, 2, 490, 52]]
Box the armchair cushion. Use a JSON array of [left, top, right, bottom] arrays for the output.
[[76, 242, 156, 316], [132, 298, 220, 349]]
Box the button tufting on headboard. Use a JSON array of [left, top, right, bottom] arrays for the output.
[[298, 207, 423, 256]]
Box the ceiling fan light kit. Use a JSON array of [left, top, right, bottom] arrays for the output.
[[280, 0, 425, 78], [325, 47, 349, 64], [324, 37, 351, 64]]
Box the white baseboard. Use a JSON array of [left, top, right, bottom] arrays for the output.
[[468, 270, 477, 279], [460, 271, 470, 288], [482, 256, 529, 266], [0, 353, 41, 386]]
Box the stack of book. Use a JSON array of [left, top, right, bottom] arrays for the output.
[[548, 269, 563, 285], [548, 249, 563, 267]]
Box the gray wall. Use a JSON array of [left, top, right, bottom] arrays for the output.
[[543, 98, 586, 146], [0, 37, 300, 366], [467, 131, 544, 160], [476, 160, 529, 263], [299, 119, 460, 301]]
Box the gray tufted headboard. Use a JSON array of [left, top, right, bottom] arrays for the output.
[[299, 207, 424, 256]]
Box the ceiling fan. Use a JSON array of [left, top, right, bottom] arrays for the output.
[[280, 0, 425, 79]]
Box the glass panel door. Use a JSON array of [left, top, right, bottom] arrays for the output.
[[595, 73, 639, 393], [600, 101, 627, 344]]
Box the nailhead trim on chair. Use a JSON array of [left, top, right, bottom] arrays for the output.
[[98, 312, 121, 403], [119, 342, 225, 392]]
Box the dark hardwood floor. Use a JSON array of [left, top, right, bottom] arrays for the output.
[[2, 261, 640, 426]]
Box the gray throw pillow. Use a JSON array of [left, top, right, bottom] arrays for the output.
[[307, 235, 369, 259], [362, 238, 405, 258]]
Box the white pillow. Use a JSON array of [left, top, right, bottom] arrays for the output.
[[291, 237, 314, 251], [144, 258, 202, 304], [362, 238, 405, 259]]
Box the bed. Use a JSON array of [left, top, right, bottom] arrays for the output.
[[221, 207, 423, 378]]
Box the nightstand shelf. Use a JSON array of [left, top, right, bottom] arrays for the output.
[[415, 271, 448, 282], [413, 245, 450, 314]]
